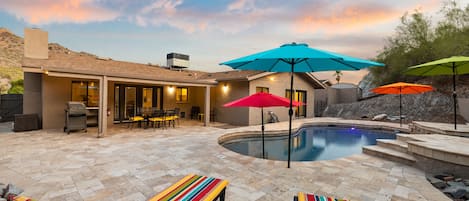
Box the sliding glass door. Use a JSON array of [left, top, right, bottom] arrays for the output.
[[124, 87, 137, 119], [114, 84, 162, 122]]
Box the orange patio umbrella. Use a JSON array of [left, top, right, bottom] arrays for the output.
[[371, 82, 434, 127]]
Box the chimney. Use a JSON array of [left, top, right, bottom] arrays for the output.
[[24, 28, 48, 59], [166, 52, 189, 70]]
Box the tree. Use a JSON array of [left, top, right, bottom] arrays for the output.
[[7, 79, 23, 94], [370, 1, 469, 85], [333, 71, 343, 83]]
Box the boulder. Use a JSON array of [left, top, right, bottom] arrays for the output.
[[443, 185, 469, 199], [443, 186, 466, 199], [448, 181, 466, 187], [463, 179, 469, 186], [372, 114, 387, 121]]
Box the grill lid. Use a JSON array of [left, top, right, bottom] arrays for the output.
[[67, 101, 87, 115]]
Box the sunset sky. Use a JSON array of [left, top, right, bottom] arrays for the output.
[[1, 0, 467, 84]]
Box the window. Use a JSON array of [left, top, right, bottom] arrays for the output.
[[71, 81, 99, 107], [285, 89, 307, 117], [176, 87, 188, 102], [256, 87, 269, 93]]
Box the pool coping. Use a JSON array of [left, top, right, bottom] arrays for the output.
[[218, 121, 408, 145]]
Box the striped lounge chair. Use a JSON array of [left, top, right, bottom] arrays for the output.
[[294, 192, 348, 201], [149, 174, 229, 201]]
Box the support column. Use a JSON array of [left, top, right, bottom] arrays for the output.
[[98, 76, 108, 137], [204, 86, 210, 126]]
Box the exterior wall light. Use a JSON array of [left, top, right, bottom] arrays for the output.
[[168, 85, 175, 93], [222, 83, 229, 93], [41, 66, 48, 75], [269, 76, 275, 81]]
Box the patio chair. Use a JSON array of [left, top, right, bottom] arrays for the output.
[[294, 192, 348, 201], [173, 108, 180, 125], [128, 107, 144, 129], [149, 174, 229, 201], [164, 109, 177, 128], [148, 110, 166, 128]]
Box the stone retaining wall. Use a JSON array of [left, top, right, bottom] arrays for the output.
[[323, 91, 467, 124]]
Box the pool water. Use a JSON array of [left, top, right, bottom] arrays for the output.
[[222, 126, 396, 161]]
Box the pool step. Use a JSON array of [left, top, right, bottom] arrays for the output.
[[376, 139, 408, 153], [396, 133, 415, 142], [363, 145, 416, 166]]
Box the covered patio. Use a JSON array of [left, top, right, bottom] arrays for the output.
[[22, 46, 218, 137]]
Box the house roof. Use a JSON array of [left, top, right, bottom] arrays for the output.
[[22, 48, 325, 89], [22, 50, 215, 85], [201, 70, 325, 89], [199, 70, 267, 81]]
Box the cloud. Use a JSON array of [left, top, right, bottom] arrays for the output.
[[227, 0, 255, 13], [132, 0, 279, 33], [294, 2, 402, 34], [0, 0, 120, 24], [141, 0, 183, 15], [292, 0, 447, 34]]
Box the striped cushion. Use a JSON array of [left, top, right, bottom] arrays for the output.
[[149, 174, 229, 201], [298, 192, 347, 201]]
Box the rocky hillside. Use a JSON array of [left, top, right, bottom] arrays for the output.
[[0, 28, 23, 68]]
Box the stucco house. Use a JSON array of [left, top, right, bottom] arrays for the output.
[[21, 28, 325, 136]]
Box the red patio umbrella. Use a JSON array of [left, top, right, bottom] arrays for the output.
[[372, 82, 434, 127], [224, 92, 303, 159]]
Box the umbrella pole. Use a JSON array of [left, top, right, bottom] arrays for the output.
[[261, 107, 265, 159], [287, 63, 294, 168], [452, 63, 457, 130], [400, 89, 402, 127]]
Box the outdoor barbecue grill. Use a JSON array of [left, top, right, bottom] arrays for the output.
[[64, 101, 87, 134]]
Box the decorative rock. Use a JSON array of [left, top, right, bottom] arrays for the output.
[[372, 114, 387, 121], [448, 181, 466, 187], [0, 198, 6, 201], [464, 179, 469, 186], [427, 176, 447, 189], [443, 186, 466, 199]]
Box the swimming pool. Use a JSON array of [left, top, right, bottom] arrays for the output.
[[221, 126, 396, 161]]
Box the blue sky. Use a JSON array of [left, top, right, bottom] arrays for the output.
[[1, 0, 467, 83]]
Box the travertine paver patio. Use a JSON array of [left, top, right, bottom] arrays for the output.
[[0, 118, 449, 201]]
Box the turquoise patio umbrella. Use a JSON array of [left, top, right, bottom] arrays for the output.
[[220, 43, 384, 168], [405, 56, 469, 129]]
